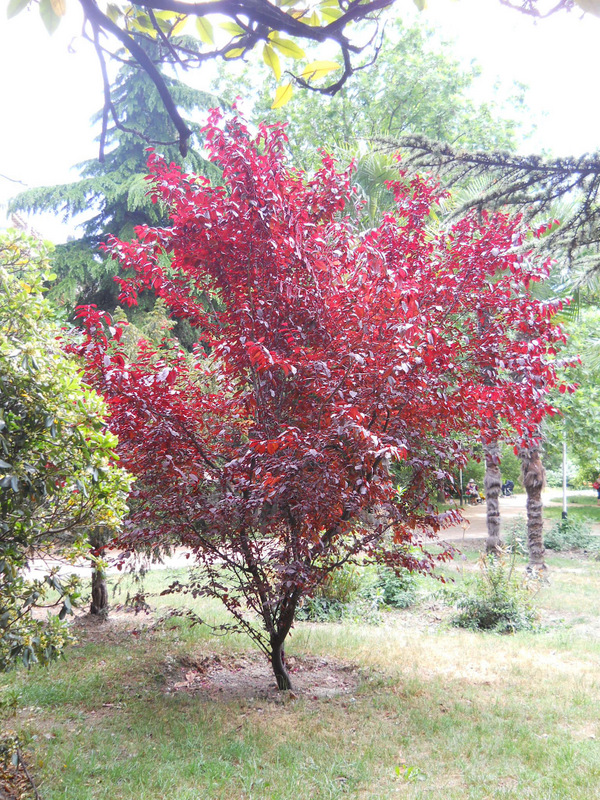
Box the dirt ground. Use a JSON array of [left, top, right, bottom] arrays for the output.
[[440, 492, 529, 542], [440, 489, 600, 544]]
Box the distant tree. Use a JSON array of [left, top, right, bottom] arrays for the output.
[[75, 113, 564, 690], [6, 0, 589, 158], [544, 303, 600, 483], [255, 18, 528, 169], [9, 46, 218, 328], [0, 230, 130, 668]]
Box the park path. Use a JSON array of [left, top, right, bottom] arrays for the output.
[[29, 489, 595, 579], [440, 492, 528, 542]]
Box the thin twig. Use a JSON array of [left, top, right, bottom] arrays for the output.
[[16, 747, 42, 800]]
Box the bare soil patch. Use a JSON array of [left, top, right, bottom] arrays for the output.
[[70, 608, 154, 645], [163, 651, 361, 701]]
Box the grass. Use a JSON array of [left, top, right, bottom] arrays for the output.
[[544, 491, 600, 523], [544, 505, 600, 523], [1, 555, 600, 799]]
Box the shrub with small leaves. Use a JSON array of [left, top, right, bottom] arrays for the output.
[[296, 564, 380, 623], [503, 516, 529, 558], [544, 517, 597, 552], [371, 566, 418, 609], [451, 552, 539, 634]]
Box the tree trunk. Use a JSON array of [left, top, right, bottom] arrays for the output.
[[90, 565, 109, 617], [270, 636, 292, 691], [484, 437, 502, 554], [518, 440, 547, 574], [89, 527, 109, 618]]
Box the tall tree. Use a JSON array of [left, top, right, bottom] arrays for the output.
[[10, 45, 218, 319], [75, 113, 564, 690], [258, 17, 527, 168]]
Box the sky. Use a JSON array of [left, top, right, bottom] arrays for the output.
[[1, 0, 600, 242]]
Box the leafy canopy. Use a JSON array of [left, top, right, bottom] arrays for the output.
[[0, 230, 130, 669], [76, 112, 565, 689]]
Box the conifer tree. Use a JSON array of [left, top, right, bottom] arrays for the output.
[[10, 43, 219, 319]]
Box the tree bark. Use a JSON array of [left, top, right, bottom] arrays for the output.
[[89, 527, 109, 618], [484, 437, 502, 554], [270, 636, 292, 691], [90, 566, 109, 617], [518, 440, 547, 574]]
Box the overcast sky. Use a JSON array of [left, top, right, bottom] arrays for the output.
[[1, 0, 599, 241]]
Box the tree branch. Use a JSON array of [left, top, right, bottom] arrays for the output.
[[79, 0, 193, 155], [376, 133, 600, 273]]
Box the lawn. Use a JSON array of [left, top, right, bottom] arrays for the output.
[[1, 552, 600, 800], [545, 491, 600, 523]]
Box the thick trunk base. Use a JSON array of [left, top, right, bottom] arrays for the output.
[[90, 568, 109, 618], [270, 641, 292, 691]]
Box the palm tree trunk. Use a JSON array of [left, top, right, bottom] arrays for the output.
[[484, 436, 502, 554], [518, 440, 547, 574], [90, 564, 109, 616]]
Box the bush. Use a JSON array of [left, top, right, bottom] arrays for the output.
[[451, 552, 539, 634], [544, 517, 597, 552], [371, 566, 418, 609], [503, 516, 529, 557], [296, 564, 375, 623], [296, 563, 419, 623]]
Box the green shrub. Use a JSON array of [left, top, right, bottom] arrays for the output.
[[544, 517, 597, 552], [296, 564, 379, 623], [451, 552, 539, 634], [297, 562, 419, 623], [318, 564, 363, 604], [503, 516, 529, 557], [371, 566, 418, 609]]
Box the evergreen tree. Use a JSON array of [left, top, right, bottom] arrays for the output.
[[10, 43, 220, 321]]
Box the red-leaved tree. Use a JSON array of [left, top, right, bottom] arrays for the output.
[[75, 112, 565, 690]]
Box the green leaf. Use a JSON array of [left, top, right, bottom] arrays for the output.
[[223, 47, 245, 59], [170, 14, 187, 35], [263, 43, 282, 81], [413, 0, 427, 9], [129, 11, 156, 36], [50, 0, 66, 16], [106, 3, 121, 23], [221, 21, 245, 37], [270, 37, 306, 60], [271, 82, 293, 109], [0, 459, 11, 469], [319, 6, 343, 22], [300, 60, 340, 82], [7, 0, 30, 19], [195, 16, 214, 44], [39, 0, 61, 33]]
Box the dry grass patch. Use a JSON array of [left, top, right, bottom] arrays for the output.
[[0, 553, 600, 799]]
